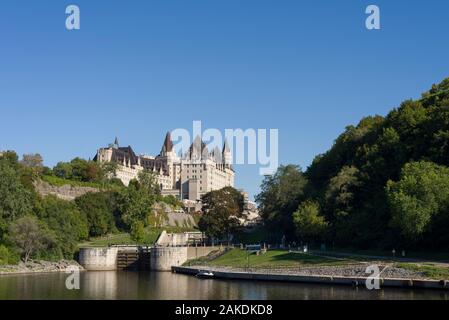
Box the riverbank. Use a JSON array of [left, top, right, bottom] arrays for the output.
[[181, 248, 449, 287], [173, 265, 449, 290], [0, 260, 84, 275]]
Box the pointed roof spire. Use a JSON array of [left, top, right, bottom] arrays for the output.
[[222, 139, 230, 153], [164, 132, 173, 152]]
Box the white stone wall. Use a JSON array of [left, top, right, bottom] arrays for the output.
[[78, 247, 118, 271], [150, 247, 188, 271]]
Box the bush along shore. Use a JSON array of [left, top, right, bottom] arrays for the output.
[[0, 260, 84, 275]]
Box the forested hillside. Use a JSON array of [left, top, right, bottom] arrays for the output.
[[257, 78, 449, 249], [0, 154, 183, 264]]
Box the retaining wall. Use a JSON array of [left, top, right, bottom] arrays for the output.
[[79, 247, 118, 271], [172, 266, 449, 291], [79, 246, 219, 271], [150, 247, 188, 271]]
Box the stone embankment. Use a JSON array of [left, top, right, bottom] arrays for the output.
[[173, 265, 449, 290], [33, 180, 99, 201], [184, 264, 424, 279], [0, 260, 84, 275]]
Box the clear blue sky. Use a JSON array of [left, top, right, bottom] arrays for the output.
[[1, 0, 449, 199]]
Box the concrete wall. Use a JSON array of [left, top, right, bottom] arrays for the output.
[[79, 247, 118, 271], [79, 245, 218, 272], [187, 246, 220, 260], [150, 247, 188, 271], [156, 231, 190, 246]]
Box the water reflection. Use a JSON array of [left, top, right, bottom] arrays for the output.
[[0, 271, 447, 300], [83, 271, 118, 300]]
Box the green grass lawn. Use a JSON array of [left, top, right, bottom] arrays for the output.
[[328, 247, 449, 262], [394, 262, 449, 280], [79, 226, 197, 247], [186, 248, 353, 269]]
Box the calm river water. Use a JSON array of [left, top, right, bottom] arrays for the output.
[[0, 271, 447, 300]]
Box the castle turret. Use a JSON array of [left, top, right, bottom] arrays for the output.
[[222, 139, 232, 167], [160, 132, 174, 156]]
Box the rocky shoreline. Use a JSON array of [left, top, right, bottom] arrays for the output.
[[0, 260, 84, 275], [190, 263, 432, 280]]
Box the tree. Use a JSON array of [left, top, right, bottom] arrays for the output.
[[119, 180, 156, 229], [53, 161, 73, 180], [130, 221, 145, 244], [293, 201, 328, 243], [52, 158, 104, 183], [75, 192, 118, 237], [198, 187, 243, 242], [0, 158, 33, 241], [386, 161, 449, 241], [137, 170, 161, 195], [8, 216, 53, 263], [20, 154, 44, 171], [36, 196, 88, 259], [325, 166, 361, 220], [0, 245, 18, 265], [255, 165, 307, 240]]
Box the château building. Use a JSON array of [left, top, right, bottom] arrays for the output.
[[94, 133, 235, 202]]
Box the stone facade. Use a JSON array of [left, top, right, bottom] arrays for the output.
[[94, 133, 235, 201]]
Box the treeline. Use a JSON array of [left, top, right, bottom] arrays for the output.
[[22, 154, 124, 187], [257, 78, 449, 250], [0, 153, 182, 265]]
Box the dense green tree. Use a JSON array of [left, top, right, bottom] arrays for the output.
[[324, 166, 361, 220], [0, 156, 33, 241], [293, 201, 328, 243], [135, 170, 161, 195], [130, 221, 145, 244], [53, 161, 74, 180], [0, 245, 19, 265], [386, 161, 449, 242], [75, 192, 118, 237], [36, 196, 88, 259], [255, 165, 307, 241], [119, 173, 158, 228], [198, 187, 243, 242], [53, 158, 104, 183]]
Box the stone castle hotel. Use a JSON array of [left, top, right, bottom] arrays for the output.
[[94, 133, 235, 202]]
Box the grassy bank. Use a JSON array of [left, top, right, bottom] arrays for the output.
[[185, 248, 353, 269], [324, 248, 449, 262], [394, 262, 449, 280]]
